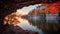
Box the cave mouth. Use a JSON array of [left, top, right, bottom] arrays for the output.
[[3, 3, 46, 26], [1, 2, 59, 25], [4, 1, 60, 26], [3, 4, 40, 26], [1, 1, 60, 34]]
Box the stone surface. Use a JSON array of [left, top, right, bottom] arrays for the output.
[[2, 25, 38, 34]]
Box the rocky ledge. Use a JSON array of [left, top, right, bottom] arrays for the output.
[[2, 25, 38, 34]]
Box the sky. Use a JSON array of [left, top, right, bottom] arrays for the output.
[[16, 4, 39, 15]]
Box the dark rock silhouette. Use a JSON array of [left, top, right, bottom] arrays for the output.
[[2, 25, 38, 34]]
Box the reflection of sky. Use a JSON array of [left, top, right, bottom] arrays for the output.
[[17, 17, 43, 34], [17, 4, 39, 15]]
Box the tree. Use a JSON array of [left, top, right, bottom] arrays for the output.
[[4, 12, 20, 26]]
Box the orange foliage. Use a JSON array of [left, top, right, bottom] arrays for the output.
[[46, 2, 60, 14], [4, 12, 20, 26]]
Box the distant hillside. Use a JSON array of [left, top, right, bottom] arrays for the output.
[[28, 4, 47, 16], [28, 2, 60, 15]]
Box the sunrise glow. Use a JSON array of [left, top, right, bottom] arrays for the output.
[[16, 4, 39, 15]]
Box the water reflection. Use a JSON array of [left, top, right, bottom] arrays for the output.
[[17, 17, 60, 34], [17, 17, 43, 34]]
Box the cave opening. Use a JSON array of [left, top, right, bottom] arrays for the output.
[[0, 0, 60, 34]]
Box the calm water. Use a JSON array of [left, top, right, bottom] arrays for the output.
[[17, 17, 60, 34]]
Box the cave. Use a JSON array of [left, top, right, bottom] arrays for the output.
[[0, 0, 60, 34]]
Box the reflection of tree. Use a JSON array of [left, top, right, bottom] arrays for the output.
[[27, 18, 60, 34], [58, 13, 60, 24]]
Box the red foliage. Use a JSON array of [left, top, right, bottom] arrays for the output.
[[46, 2, 60, 14]]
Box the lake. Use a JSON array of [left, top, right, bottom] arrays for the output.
[[17, 16, 60, 34]]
